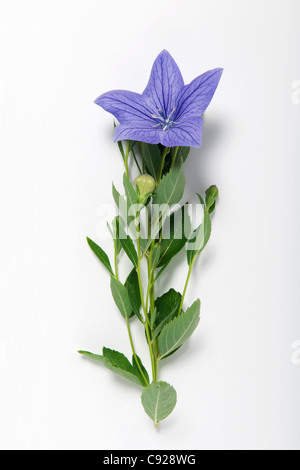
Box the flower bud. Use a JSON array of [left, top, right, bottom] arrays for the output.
[[133, 174, 155, 202]]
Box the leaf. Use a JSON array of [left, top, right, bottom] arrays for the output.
[[113, 183, 143, 250], [151, 244, 161, 268], [110, 276, 132, 319], [205, 185, 219, 214], [158, 205, 192, 267], [144, 163, 186, 253], [152, 289, 182, 340], [112, 216, 122, 254], [128, 140, 136, 152], [103, 347, 132, 370], [117, 218, 138, 267], [141, 143, 162, 181], [152, 162, 185, 207], [154, 259, 172, 281], [123, 173, 137, 209], [196, 192, 205, 206], [158, 299, 201, 360], [112, 183, 129, 226], [141, 381, 177, 427], [154, 288, 182, 326], [150, 307, 157, 329], [113, 121, 125, 161], [86, 237, 114, 275], [112, 182, 122, 208], [124, 268, 142, 321], [171, 146, 190, 165], [78, 348, 145, 387], [186, 211, 211, 265], [107, 217, 122, 256]]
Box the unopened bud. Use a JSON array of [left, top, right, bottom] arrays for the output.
[[133, 174, 155, 201]]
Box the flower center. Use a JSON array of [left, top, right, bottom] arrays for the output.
[[151, 107, 178, 131]]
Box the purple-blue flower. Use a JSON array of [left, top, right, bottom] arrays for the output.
[[95, 50, 223, 148]]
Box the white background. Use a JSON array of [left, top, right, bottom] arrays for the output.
[[1, 0, 300, 450]]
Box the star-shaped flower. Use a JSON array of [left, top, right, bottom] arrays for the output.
[[95, 50, 223, 148]]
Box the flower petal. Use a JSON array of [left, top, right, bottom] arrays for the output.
[[175, 68, 223, 120], [161, 117, 203, 148], [94, 90, 154, 125], [114, 123, 162, 145], [142, 50, 184, 116]]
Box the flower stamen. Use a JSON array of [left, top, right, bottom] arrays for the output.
[[151, 107, 178, 131]]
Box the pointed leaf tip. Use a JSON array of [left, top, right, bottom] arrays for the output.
[[86, 237, 114, 275]]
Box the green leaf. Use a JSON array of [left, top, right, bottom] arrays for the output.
[[128, 140, 136, 152], [113, 121, 125, 161], [140, 143, 162, 181], [150, 307, 157, 329], [117, 218, 138, 267], [86, 237, 114, 275], [141, 381, 177, 427], [205, 185, 219, 214], [124, 268, 142, 321], [154, 288, 182, 326], [158, 205, 192, 267], [158, 299, 201, 360], [186, 211, 211, 265], [107, 217, 122, 255], [112, 216, 122, 255], [151, 244, 161, 268], [171, 146, 190, 165], [117, 142, 125, 161], [154, 259, 172, 281], [152, 289, 182, 340], [196, 192, 205, 206], [110, 276, 132, 318], [112, 182, 122, 208], [78, 348, 145, 387], [112, 182, 143, 251], [112, 183, 129, 226], [144, 163, 186, 253], [152, 162, 185, 207], [103, 347, 132, 370], [123, 173, 137, 209]]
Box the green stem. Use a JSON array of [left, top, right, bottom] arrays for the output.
[[124, 141, 130, 178], [125, 316, 149, 386], [114, 241, 119, 280], [113, 233, 148, 386], [157, 146, 170, 182], [131, 147, 142, 174], [148, 242, 158, 382], [177, 256, 195, 316], [136, 210, 157, 382], [170, 146, 179, 169]]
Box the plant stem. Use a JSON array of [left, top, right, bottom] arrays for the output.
[[148, 241, 158, 382], [177, 256, 195, 316], [114, 241, 119, 280], [131, 146, 142, 174], [170, 146, 179, 169], [157, 146, 170, 182], [113, 234, 148, 386], [125, 316, 149, 386], [124, 141, 130, 178], [136, 210, 157, 382]]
